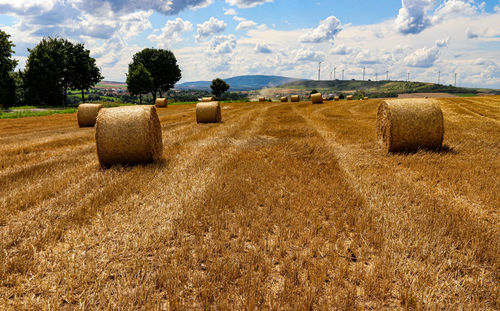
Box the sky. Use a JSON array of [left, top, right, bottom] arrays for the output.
[[0, 0, 499, 88]]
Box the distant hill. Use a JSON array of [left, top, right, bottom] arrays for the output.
[[176, 75, 303, 91]]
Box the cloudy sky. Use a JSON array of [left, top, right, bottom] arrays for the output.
[[1, 0, 499, 88]]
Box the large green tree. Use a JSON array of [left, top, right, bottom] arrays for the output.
[[0, 30, 18, 109], [210, 78, 230, 99], [126, 63, 153, 105], [130, 48, 181, 101], [69, 43, 103, 103]]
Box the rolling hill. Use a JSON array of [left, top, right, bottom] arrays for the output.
[[175, 75, 303, 91]]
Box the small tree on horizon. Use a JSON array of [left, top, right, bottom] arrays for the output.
[[210, 78, 229, 99], [126, 63, 153, 105]]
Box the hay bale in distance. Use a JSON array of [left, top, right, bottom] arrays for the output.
[[280, 96, 288, 102], [258, 97, 266, 102], [364, 97, 369, 100], [201, 97, 215, 102], [291, 95, 300, 102], [376, 99, 444, 153], [77, 103, 103, 127], [334, 96, 340, 101], [346, 95, 353, 100], [196, 101, 222, 123], [155, 98, 168, 108], [95, 105, 163, 167], [311, 93, 323, 104]]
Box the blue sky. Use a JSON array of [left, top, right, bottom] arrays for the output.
[[1, 0, 499, 88]]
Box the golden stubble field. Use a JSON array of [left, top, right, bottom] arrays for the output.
[[0, 97, 499, 310]]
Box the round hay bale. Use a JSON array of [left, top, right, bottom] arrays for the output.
[[201, 97, 215, 102], [77, 103, 103, 127], [311, 93, 323, 104], [364, 97, 369, 100], [291, 95, 300, 102], [95, 105, 163, 167], [155, 98, 168, 108], [196, 101, 221, 123], [258, 97, 266, 102], [280, 96, 288, 102], [346, 95, 353, 100], [334, 96, 340, 101], [376, 99, 444, 153]]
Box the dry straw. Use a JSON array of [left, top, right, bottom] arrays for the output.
[[311, 93, 323, 104], [196, 101, 222, 123], [334, 96, 340, 101], [77, 103, 103, 127], [364, 97, 369, 100], [376, 99, 444, 153], [346, 95, 353, 100], [280, 97, 288, 102], [259, 97, 266, 102], [201, 97, 215, 102], [291, 95, 300, 102], [95, 105, 163, 167], [155, 98, 168, 108]]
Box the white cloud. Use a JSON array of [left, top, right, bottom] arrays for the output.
[[395, 0, 435, 35], [254, 43, 271, 53], [435, 37, 450, 47], [224, 8, 237, 15], [294, 48, 325, 62], [225, 0, 273, 8], [300, 16, 342, 43], [195, 17, 227, 41], [148, 18, 192, 48], [404, 46, 440, 67], [330, 44, 353, 55], [209, 34, 237, 54], [431, 0, 478, 23], [466, 27, 479, 39], [73, 0, 214, 16], [236, 19, 257, 31]]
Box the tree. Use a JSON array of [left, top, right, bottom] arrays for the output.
[[210, 78, 230, 99], [131, 48, 181, 101], [68, 43, 103, 103], [0, 30, 18, 108], [310, 89, 319, 95], [126, 63, 153, 105]]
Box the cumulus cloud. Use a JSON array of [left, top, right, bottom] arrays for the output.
[[395, 0, 435, 35], [148, 18, 192, 48], [225, 0, 273, 8], [330, 44, 353, 55], [466, 27, 479, 39], [73, 0, 214, 16], [236, 19, 257, 31], [431, 0, 478, 22], [404, 46, 440, 67], [195, 17, 227, 41], [435, 37, 450, 47], [209, 34, 237, 54], [300, 16, 342, 43], [294, 49, 325, 62], [224, 8, 237, 15], [254, 43, 272, 53]]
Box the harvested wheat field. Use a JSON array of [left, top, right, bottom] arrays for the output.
[[0, 97, 499, 310]]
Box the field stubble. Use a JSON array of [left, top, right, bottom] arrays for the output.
[[0, 98, 498, 309]]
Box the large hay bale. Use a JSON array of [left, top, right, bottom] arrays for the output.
[[77, 103, 103, 127], [346, 95, 353, 100], [334, 96, 340, 101], [364, 97, 369, 100], [258, 97, 266, 102], [291, 95, 300, 102], [376, 99, 444, 153], [155, 98, 168, 108], [311, 93, 323, 104], [95, 105, 163, 167], [196, 101, 221, 123], [280, 96, 288, 102], [201, 97, 215, 102]]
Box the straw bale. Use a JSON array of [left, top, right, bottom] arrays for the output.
[[259, 97, 266, 102], [291, 95, 300, 102], [376, 99, 444, 153], [196, 101, 222, 123], [155, 98, 168, 108], [280, 97, 288, 102], [95, 105, 163, 167], [77, 103, 103, 127], [311, 93, 323, 104], [334, 96, 340, 101], [201, 97, 215, 102], [346, 95, 353, 100]]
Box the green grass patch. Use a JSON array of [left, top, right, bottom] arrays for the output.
[[11, 105, 38, 109], [0, 108, 77, 119], [454, 93, 478, 97]]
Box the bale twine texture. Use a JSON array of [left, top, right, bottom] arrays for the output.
[[95, 105, 163, 167], [280, 97, 288, 102], [311, 93, 323, 104], [346, 95, 353, 100], [77, 103, 103, 127], [155, 98, 168, 108], [291, 95, 300, 102], [201, 97, 215, 102], [196, 101, 222, 124], [258, 97, 266, 102], [376, 99, 444, 153]]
